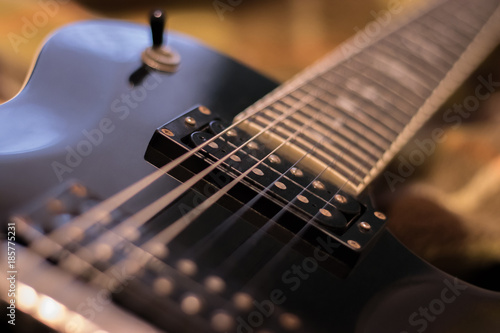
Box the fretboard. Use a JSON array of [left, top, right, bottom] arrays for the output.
[[235, 0, 500, 196]]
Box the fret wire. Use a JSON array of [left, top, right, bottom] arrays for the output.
[[422, 13, 480, 44], [316, 73, 410, 126], [396, 28, 458, 65], [327, 65, 419, 117], [307, 77, 404, 135], [345, 57, 426, 107], [275, 97, 384, 161], [410, 20, 466, 56], [280, 111, 377, 170], [373, 41, 444, 83], [224, 138, 358, 205], [381, 37, 450, 79], [437, 0, 493, 31], [355, 51, 434, 98], [299, 94, 391, 152], [262, 122, 369, 178], [248, 111, 367, 179], [292, 86, 394, 148], [290, 106, 381, 163], [294, 102, 385, 160], [436, 0, 487, 33], [304, 81, 400, 140], [434, 1, 480, 30], [388, 31, 454, 70]]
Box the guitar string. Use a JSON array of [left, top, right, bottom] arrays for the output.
[[91, 88, 334, 270], [177, 86, 359, 272], [180, 132, 332, 262], [52, 87, 336, 271], [237, 0, 500, 297], [25, 0, 455, 252], [28, 88, 319, 256], [214, 120, 359, 280], [239, 147, 365, 299]]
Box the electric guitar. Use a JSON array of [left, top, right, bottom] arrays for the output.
[[2, 0, 500, 332]]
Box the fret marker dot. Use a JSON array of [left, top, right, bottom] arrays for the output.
[[230, 155, 241, 162], [204, 276, 226, 293], [153, 277, 174, 296], [290, 167, 303, 177], [269, 154, 281, 164], [312, 180, 325, 190], [275, 181, 287, 190], [181, 294, 202, 315], [208, 142, 219, 149], [177, 259, 198, 276], [297, 195, 309, 203], [252, 168, 264, 176], [319, 208, 332, 217]]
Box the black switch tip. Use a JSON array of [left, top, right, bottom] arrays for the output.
[[150, 9, 165, 48]]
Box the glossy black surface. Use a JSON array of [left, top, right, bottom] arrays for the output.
[[1, 20, 499, 332]]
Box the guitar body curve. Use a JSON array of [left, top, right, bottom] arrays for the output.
[[1, 20, 499, 333]]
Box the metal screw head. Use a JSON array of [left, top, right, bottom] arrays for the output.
[[312, 180, 325, 190], [230, 155, 241, 162], [319, 208, 332, 217], [252, 168, 264, 176], [70, 183, 87, 197], [290, 167, 304, 177], [347, 240, 361, 249], [269, 154, 281, 164], [161, 128, 174, 137], [334, 194, 347, 204], [198, 106, 211, 115], [185, 117, 197, 126], [226, 129, 237, 137], [297, 195, 309, 203], [275, 181, 287, 190], [358, 222, 371, 232], [374, 211, 387, 220], [247, 142, 259, 150]]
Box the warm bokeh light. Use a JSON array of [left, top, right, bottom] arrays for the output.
[[18, 283, 38, 310], [37, 295, 67, 324]]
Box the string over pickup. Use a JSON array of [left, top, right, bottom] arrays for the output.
[[145, 105, 387, 277]]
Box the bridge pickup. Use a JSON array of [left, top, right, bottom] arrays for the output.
[[145, 105, 387, 276]]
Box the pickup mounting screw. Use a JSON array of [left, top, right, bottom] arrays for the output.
[[199, 106, 211, 115], [185, 117, 197, 127], [347, 240, 361, 249], [226, 129, 237, 137], [374, 211, 387, 220], [161, 128, 174, 137], [247, 142, 259, 150], [359, 222, 371, 232]]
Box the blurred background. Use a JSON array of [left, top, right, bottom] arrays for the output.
[[1, 0, 499, 290]]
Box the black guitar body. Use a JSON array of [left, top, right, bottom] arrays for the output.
[[1, 20, 499, 333]]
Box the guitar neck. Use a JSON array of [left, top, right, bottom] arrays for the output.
[[235, 0, 500, 196]]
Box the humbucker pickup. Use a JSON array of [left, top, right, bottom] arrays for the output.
[[145, 105, 387, 276]]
